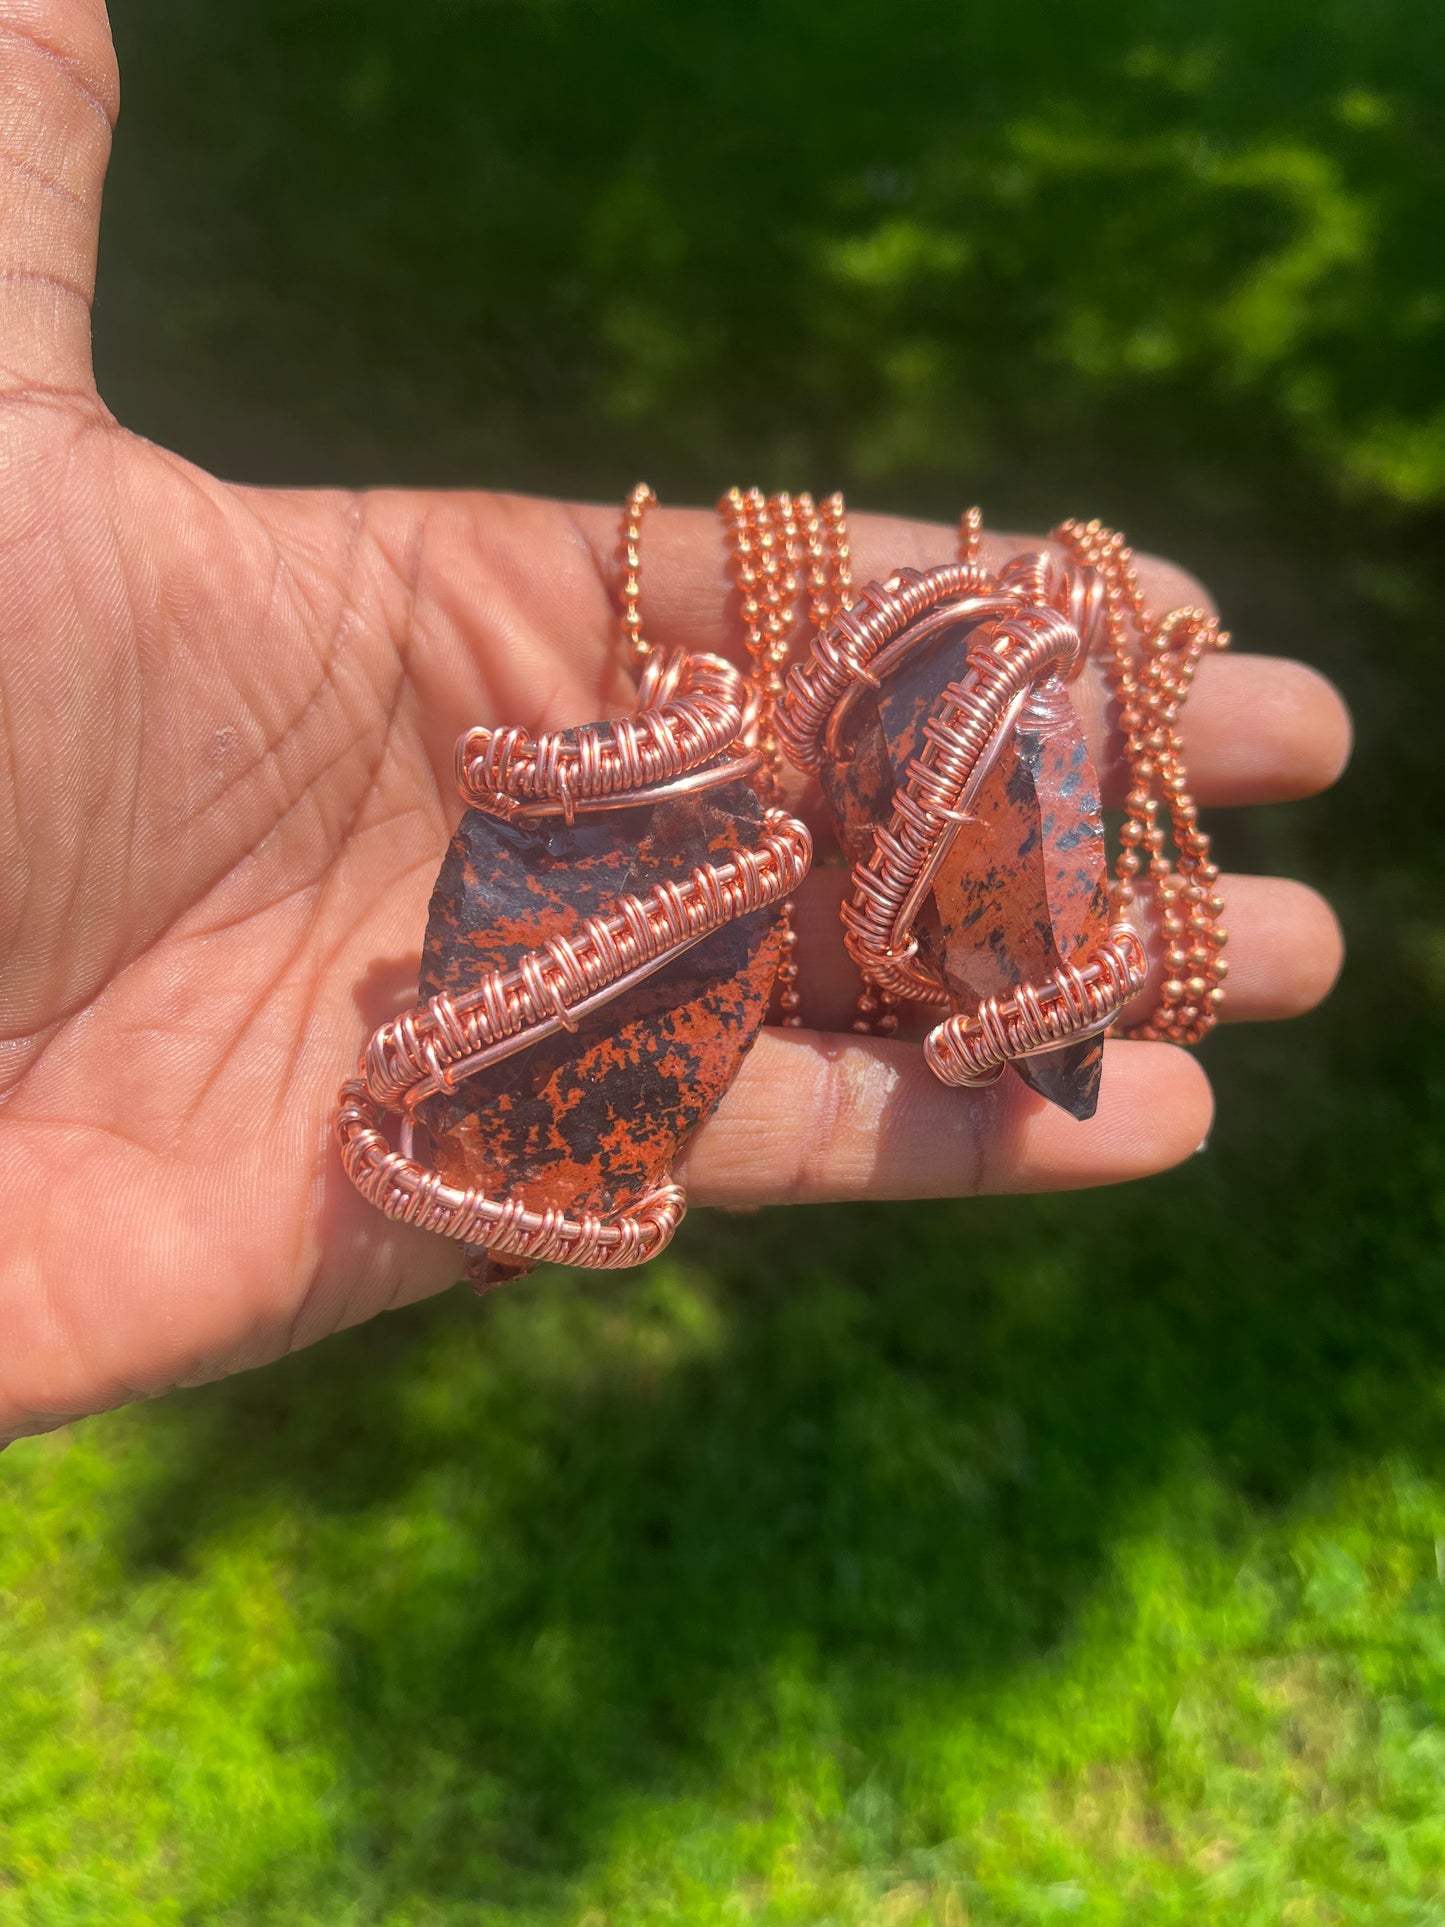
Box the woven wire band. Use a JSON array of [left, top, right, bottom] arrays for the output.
[[923, 930, 1150, 1088], [336, 1080, 688, 1270], [456, 650, 755, 823], [776, 553, 1105, 777], [337, 652, 812, 1271]]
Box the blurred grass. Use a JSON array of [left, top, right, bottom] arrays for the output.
[[2, 0, 1444, 1920]]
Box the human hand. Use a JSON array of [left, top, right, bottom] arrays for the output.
[[0, 0, 1350, 1440]]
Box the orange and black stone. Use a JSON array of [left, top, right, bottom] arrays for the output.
[[821, 615, 1110, 1119], [416, 778, 782, 1288]]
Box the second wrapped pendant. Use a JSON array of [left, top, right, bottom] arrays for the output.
[[779, 553, 1147, 1118]]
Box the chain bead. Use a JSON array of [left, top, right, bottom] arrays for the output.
[[1052, 513, 1230, 1044], [716, 486, 861, 1029], [621, 483, 657, 665]]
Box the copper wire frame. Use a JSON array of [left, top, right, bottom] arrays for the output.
[[924, 929, 1150, 1088], [455, 650, 756, 824], [778, 562, 1149, 1083], [337, 648, 812, 1272]]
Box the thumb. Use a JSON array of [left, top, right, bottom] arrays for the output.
[[0, 0, 117, 399]]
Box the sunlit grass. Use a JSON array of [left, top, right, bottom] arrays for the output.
[[5, 1145, 1445, 1924]]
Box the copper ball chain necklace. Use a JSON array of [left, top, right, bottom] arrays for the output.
[[1045, 514, 1230, 1044]]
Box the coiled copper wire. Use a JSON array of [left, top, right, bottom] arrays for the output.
[[995, 549, 1107, 673], [924, 929, 1149, 1087], [778, 562, 994, 775], [362, 809, 811, 1111], [455, 651, 754, 824], [335, 1082, 688, 1270], [337, 647, 812, 1272]]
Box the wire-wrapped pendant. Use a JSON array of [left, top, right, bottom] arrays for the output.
[[337, 649, 811, 1284], [779, 558, 1146, 1118]]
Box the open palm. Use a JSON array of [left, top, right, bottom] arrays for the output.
[[0, 0, 1351, 1440]]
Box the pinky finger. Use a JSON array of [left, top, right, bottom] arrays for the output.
[[680, 1035, 1213, 1209]]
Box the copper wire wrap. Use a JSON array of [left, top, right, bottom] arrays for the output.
[[361, 807, 810, 1112], [778, 558, 1149, 1082], [924, 929, 1149, 1087], [336, 645, 812, 1272], [779, 560, 996, 779], [455, 650, 758, 824], [336, 1083, 689, 1272]]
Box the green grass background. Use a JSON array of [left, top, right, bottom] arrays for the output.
[[4, 0, 1444, 1919]]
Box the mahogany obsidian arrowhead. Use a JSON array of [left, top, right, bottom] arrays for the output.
[[824, 615, 1110, 1120], [414, 777, 782, 1242]]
